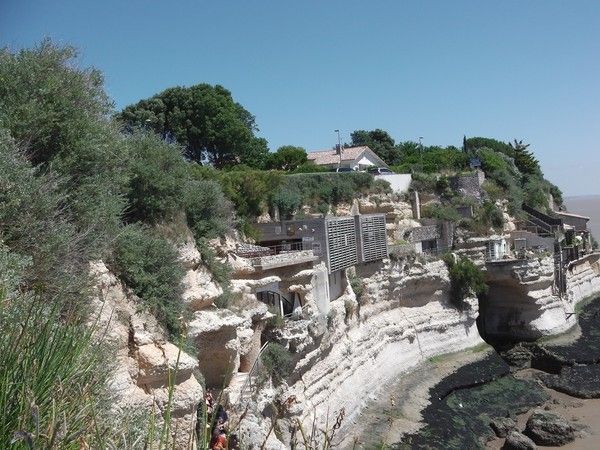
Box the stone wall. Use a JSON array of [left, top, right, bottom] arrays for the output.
[[449, 170, 484, 199]]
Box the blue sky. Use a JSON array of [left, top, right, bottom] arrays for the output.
[[1, 1, 599, 195]]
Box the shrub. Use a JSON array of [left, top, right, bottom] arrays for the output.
[[270, 186, 302, 219], [443, 255, 488, 309], [125, 133, 188, 224], [111, 224, 185, 336], [184, 178, 233, 239], [291, 162, 329, 174], [261, 343, 293, 381], [196, 239, 231, 286], [422, 203, 461, 222], [274, 172, 374, 213], [372, 178, 393, 194], [218, 168, 283, 218], [410, 172, 438, 193]]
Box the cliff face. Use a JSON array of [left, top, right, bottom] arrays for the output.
[[229, 258, 484, 447], [90, 261, 203, 449], [481, 254, 600, 340]]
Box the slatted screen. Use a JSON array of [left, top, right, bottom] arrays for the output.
[[326, 217, 358, 272], [360, 215, 388, 262]]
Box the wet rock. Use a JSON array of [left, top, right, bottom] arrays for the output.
[[490, 416, 516, 438], [524, 411, 575, 446], [503, 431, 536, 450], [540, 365, 600, 398], [502, 344, 533, 371]]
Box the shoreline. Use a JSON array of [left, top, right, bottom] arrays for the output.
[[340, 343, 495, 448]]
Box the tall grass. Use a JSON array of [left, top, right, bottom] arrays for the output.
[[0, 245, 110, 449]]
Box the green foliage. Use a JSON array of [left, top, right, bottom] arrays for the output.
[[0, 40, 129, 259], [0, 39, 112, 166], [0, 131, 88, 308], [275, 172, 375, 212], [349, 275, 365, 299], [118, 83, 269, 168], [196, 239, 231, 285], [391, 145, 469, 173], [464, 200, 504, 234], [111, 225, 185, 336], [422, 203, 461, 222], [184, 178, 233, 239], [443, 255, 488, 309], [410, 172, 438, 193], [464, 137, 514, 158], [350, 129, 396, 164], [0, 244, 110, 449], [125, 132, 188, 223], [261, 343, 293, 381], [510, 139, 540, 175], [267, 145, 307, 171], [270, 185, 303, 219], [291, 162, 329, 174], [218, 168, 283, 218]]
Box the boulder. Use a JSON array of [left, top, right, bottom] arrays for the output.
[[524, 411, 575, 446], [490, 416, 517, 438], [502, 344, 533, 371], [503, 431, 536, 450]]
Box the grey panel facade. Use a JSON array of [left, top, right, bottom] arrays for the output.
[[360, 214, 388, 262], [325, 217, 358, 272]]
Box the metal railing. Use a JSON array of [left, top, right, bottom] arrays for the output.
[[236, 342, 270, 406], [235, 242, 304, 258]]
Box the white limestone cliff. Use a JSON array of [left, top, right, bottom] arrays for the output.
[[90, 261, 203, 449]]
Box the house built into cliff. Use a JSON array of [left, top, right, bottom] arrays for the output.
[[234, 214, 388, 316]]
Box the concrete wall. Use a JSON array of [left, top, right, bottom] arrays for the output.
[[328, 270, 345, 301], [510, 230, 555, 252], [375, 173, 412, 193], [312, 263, 331, 315]]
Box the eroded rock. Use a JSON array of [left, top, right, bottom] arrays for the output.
[[524, 410, 575, 446]]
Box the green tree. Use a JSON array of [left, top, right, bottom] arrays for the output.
[[267, 145, 307, 171], [510, 139, 540, 175], [350, 129, 398, 164], [118, 84, 269, 169], [0, 40, 129, 258]]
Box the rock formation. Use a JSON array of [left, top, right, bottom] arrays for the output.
[[90, 261, 203, 449]]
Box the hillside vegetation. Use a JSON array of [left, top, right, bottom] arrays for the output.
[[0, 40, 564, 447]]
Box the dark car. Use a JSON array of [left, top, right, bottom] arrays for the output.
[[332, 167, 355, 173], [367, 167, 393, 175]]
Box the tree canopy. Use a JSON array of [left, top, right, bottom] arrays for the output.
[[350, 129, 397, 164], [267, 145, 307, 171], [117, 84, 269, 169]]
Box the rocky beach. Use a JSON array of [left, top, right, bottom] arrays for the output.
[[350, 296, 600, 449]]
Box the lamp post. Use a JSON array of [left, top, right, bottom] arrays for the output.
[[418, 136, 424, 172], [334, 129, 342, 168]]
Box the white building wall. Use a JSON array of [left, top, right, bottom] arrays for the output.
[[375, 174, 412, 193]]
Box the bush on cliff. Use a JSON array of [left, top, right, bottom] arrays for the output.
[[443, 255, 488, 310], [261, 343, 294, 381], [111, 224, 185, 336]]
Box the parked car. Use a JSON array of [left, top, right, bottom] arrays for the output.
[[331, 167, 355, 173], [367, 167, 394, 175]]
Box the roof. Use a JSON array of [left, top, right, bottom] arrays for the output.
[[306, 146, 387, 167], [555, 211, 590, 221]]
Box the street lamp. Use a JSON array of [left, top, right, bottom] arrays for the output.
[[418, 136, 424, 171], [334, 129, 342, 167]]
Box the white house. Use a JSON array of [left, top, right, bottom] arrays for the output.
[[306, 146, 388, 171]]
